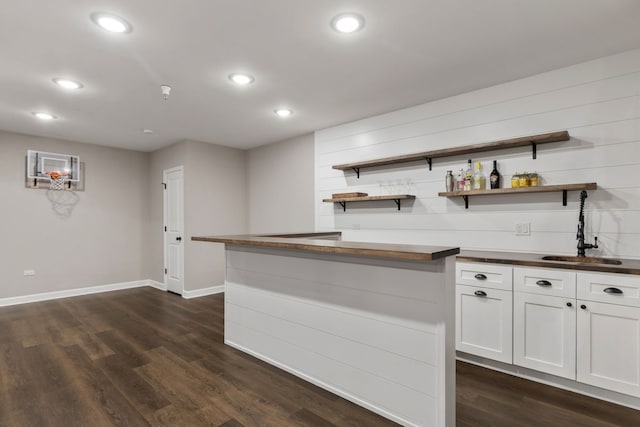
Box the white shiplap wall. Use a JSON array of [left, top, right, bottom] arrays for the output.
[[224, 247, 455, 426], [315, 49, 640, 259]]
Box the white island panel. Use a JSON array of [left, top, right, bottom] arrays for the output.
[[224, 246, 455, 427]]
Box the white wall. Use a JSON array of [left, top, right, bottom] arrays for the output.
[[184, 140, 247, 291], [0, 128, 299, 301], [247, 133, 315, 233], [316, 49, 640, 259], [0, 131, 150, 298], [150, 139, 248, 292]]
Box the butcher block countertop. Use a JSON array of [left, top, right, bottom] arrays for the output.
[[458, 250, 640, 275], [192, 232, 460, 262]]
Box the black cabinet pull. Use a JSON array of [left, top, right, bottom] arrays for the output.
[[474, 290, 487, 297], [566, 302, 572, 307], [603, 287, 623, 294], [474, 273, 487, 280], [580, 304, 587, 310], [536, 280, 552, 287]]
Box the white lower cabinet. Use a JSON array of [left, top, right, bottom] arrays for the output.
[[456, 284, 512, 363], [576, 272, 640, 397], [457, 261, 640, 400], [513, 292, 576, 379], [456, 262, 513, 363]]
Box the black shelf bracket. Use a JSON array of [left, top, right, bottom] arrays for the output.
[[351, 167, 360, 179], [394, 199, 401, 210], [426, 157, 432, 171], [531, 142, 537, 159], [463, 195, 469, 209], [562, 190, 568, 206], [338, 201, 346, 211]]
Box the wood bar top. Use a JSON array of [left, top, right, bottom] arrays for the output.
[[192, 232, 460, 262], [458, 250, 640, 275]]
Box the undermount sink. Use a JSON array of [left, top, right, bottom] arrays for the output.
[[542, 255, 622, 265]]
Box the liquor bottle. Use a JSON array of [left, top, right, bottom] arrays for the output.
[[490, 160, 501, 189], [464, 159, 473, 191], [457, 169, 465, 191], [473, 161, 485, 190]]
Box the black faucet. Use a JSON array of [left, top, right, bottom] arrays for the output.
[[577, 190, 598, 257]]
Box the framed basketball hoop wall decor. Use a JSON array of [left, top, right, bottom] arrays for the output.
[[25, 149, 85, 191]]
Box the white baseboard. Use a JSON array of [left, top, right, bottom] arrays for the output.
[[148, 280, 167, 291], [0, 279, 163, 307], [457, 352, 640, 411], [182, 285, 224, 299], [0, 280, 223, 307]]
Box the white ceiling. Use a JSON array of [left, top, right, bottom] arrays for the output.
[[2, 1, 640, 152]]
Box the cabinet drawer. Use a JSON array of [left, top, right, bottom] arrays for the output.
[[456, 262, 513, 291], [577, 272, 640, 308], [514, 267, 576, 298]]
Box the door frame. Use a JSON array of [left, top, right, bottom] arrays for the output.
[[163, 165, 184, 294]]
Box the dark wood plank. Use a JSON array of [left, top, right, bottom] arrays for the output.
[[322, 194, 415, 202], [456, 361, 639, 427], [1, 288, 638, 426], [96, 354, 171, 418], [332, 130, 570, 171], [192, 233, 460, 261], [290, 408, 336, 426], [217, 418, 245, 427], [438, 182, 597, 196], [61, 344, 152, 426]]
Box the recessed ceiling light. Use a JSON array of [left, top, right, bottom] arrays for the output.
[[228, 73, 254, 85], [331, 13, 365, 33], [91, 12, 132, 33], [143, 129, 153, 134], [274, 108, 293, 118], [52, 78, 83, 90], [32, 112, 57, 121]]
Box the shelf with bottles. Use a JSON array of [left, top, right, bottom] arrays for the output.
[[332, 131, 569, 178], [323, 194, 416, 211], [439, 183, 597, 209]]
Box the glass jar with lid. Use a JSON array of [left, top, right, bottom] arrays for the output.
[[511, 173, 520, 188]]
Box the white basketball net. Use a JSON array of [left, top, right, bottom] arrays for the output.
[[47, 172, 68, 190]]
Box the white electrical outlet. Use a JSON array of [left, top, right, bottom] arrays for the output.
[[23, 269, 35, 276], [515, 222, 530, 236]]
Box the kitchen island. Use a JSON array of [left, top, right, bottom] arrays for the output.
[[192, 232, 460, 427]]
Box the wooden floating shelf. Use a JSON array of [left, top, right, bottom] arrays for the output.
[[323, 194, 416, 211], [333, 131, 569, 177], [438, 182, 597, 209]]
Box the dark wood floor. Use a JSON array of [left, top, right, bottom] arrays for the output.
[[0, 289, 638, 426]]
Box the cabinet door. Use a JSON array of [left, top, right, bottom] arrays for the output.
[[456, 285, 512, 363], [514, 293, 576, 379], [577, 300, 640, 397]]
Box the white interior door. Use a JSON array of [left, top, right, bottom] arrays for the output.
[[164, 166, 184, 295]]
